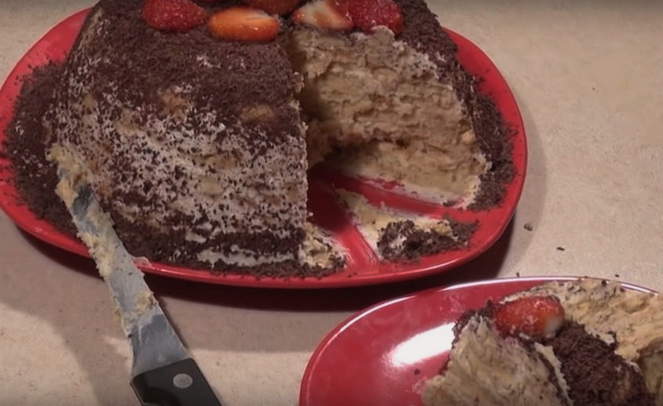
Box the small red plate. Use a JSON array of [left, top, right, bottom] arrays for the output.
[[299, 277, 657, 406], [0, 9, 526, 288]]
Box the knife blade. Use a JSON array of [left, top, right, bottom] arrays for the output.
[[54, 157, 222, 406]]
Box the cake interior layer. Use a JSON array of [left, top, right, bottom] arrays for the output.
[[289, 27, 487, 204], [422, 317, 563, 406]]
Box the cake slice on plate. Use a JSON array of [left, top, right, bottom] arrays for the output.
[[423, 279, 663, 405]]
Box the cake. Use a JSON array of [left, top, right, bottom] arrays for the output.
[[337, 190, 476, 260], [5, 0, 512, 277], [422, 279, 663, 405]]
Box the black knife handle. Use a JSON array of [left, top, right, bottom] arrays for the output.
[[131, 358, 222, 406]]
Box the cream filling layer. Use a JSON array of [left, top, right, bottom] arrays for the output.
[[422, 317, 564, 406]]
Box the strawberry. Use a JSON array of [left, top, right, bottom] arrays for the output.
[[208, 7, 280, 42], [292, 0, 353, 31], [493, 296, 565, 339], [348, 0, 404, 35], [243, 0, 301, 15], [142, 0, 208, 32]]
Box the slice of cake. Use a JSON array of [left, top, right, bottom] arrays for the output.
[[422, 279, 663, 405], [7, 0, 512, 276], [337, 190, 475, 260]]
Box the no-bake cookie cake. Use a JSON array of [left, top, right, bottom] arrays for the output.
[[423, 279, 663, 405], [5, 0, 512, 277]]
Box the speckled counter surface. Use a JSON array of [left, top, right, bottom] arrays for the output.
[[1, 1, 662, 405]]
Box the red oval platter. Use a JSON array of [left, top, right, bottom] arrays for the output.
[[0, 9, 526, 288], [299, 277, 657, 405]]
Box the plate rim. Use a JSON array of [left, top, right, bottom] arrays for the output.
[[0, 9, 527, 289], [298, 276, 658, 405]]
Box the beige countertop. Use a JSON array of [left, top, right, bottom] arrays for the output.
[[1, 1, 662, 405]]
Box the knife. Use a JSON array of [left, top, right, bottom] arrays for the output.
[[54, 159, 222, 406]]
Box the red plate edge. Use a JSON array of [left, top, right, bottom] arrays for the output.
[[299, 276, 657, 406], [0, 10, 527, 289]]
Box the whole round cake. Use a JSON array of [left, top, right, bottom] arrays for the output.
[[6, 0, 513, 277]]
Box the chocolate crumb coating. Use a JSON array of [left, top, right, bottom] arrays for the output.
[[4, 63, 76, 236], [545, 322, 656, 406]]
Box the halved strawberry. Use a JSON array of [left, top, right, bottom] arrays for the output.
[[243, 0, 301, 15], [292, 0, 353, 32], [493, 296, 565, 339], [348, 0, 404, 35], [142, 0, 208, 32], [208, 7, 280, 42]]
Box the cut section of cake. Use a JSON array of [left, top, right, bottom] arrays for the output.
[[290, 0, 509, 206], [422, 279, 663, 405], [337, 190, 475, 260]]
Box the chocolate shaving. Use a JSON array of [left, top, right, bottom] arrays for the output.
[[544, 322, 655, 405]]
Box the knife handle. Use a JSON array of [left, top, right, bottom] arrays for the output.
[[131, 358, 222, 406]]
